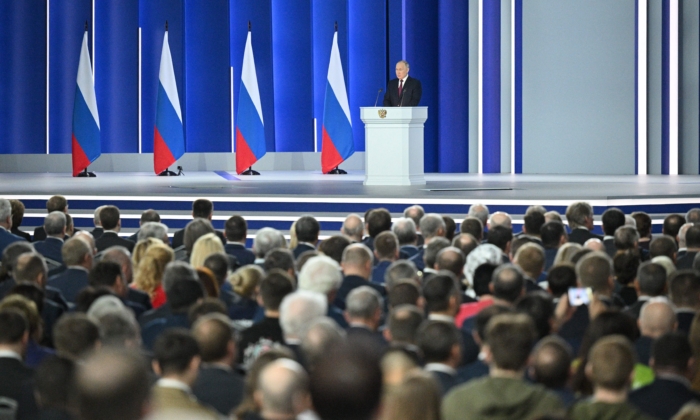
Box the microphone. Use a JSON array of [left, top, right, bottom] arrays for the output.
[[374, 88, 383, 107]]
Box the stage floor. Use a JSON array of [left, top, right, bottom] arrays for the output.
[[3, 171, 700, 237]]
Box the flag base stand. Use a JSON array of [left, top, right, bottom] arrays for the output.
[[158, 166, 184, 176], [326, 167, 347, 175], [240, 167, 260, 175], [75, 169, 96, 177]]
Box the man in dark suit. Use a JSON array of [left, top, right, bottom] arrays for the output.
[[362, 208, 392, 252], [90, 205, 106, 241], [48, 237, 92, 304], [0, 309, 39, 420], [0, 198, 25, 257], [127, 209, 161, 243], [383, 60, 422, 107], [371, 231, 399, 284], [540, 221, 568, 271], [624, 261, 668, 320], [601, 208, 626, 258], [566, 201, 602, 245], [676, 224, 700, 270], [669, 270, 700, 334], [95, 206, 135, 253], [630, 332, 700, 420], [336, 244, 385, 310], [33, 212, 67, 265], [344, 286, 386, 348], [293, 215, 319, 260], [172, 199, 225, 249], [409, 213, 447, 272], [100, 246, 152, 311], [636, 300, 677, 366], [393, 218, 419, 260], [418, 320, 462, 396], [192, 314, 245, 416], [224, 215, 256, 267], [32, 195, 68, 242], [298, 255, 348, 328], [88, 261, 146, 317], [9, 200, 32, 242]]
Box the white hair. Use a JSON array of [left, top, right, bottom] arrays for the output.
[[0, 199, 11, 222], [137, 222, 168, 242], [279, 291, 327, 340], [298, 255, 342, 294], [253, 227, 287, 258]]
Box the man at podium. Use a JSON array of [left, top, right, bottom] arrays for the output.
[[383, 60, 422, 107]]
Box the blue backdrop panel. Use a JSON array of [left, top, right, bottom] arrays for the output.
[[349, 0, 386, 152], [661, 0, 670, 174], [0, 0, 46, 154], [272, 0, 313, 152], [49, 0, 92, 154], [437, 0, 469, 173], [312, 0, 348, 152], [140, 0, 185, 154], [230, 0, 275, 153], [482, 0, 501, 173], [185, 0, 230, 153], [95, 0, 139, 153], [403, 0, 439, 172], [388, 0, 403, 80], [514, 0, 522, 173]]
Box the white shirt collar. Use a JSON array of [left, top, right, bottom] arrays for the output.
[[156, 378, 191, 394], [428, 314, 454, 323], [68, 266, 90, 273], [603, 235, 614, 240], [0, 226, 7, 232], [656, 372, 692, 388], [0, 350, 22, 361], [425, 363, 457, 376], [399, 75, 408, 84], [298, 242, 316, 249]]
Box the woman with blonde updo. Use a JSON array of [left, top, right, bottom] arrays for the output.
[[228, 265, 264, 320], [133, 241, 174, 308], [190, 232, 224, 268], [132, 237, 164, 268]]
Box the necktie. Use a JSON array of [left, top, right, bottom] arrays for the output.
[[398, 79, 403, 98]]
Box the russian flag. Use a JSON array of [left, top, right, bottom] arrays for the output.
[[154, 30, 185, 175], [321, 31, 354, 174], [235, 31, 265, 174], [72, 31, 100, 177]]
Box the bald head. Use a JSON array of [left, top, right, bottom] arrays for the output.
[[342, 214, 364, 242], [257, 359, 309, 418], [639, 300, 677, 339], [583, 238, 605, 252], [488, 212, 512, 229]]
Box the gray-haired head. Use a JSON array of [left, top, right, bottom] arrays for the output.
[[254, 227, 287, 259], [298, 255, 342, 295], [346, 286, 383, 321], [468, 204, 490, 225], [44, 211, 67, 237], [384, 259, 419, 291], [137, 222, 169, 243], [162, 260, 198, 293], [419, 213, 446, 240], [279, 291, 328, 341], [392, 218, 417, 246], [93, 205, 107, 227], [0, 199, 12, 227]]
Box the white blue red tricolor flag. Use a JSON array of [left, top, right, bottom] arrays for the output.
[[235, 30, 266, 174], [321, 31, 353, 174], [154, 30, 185, 175], [72, 31, 100, 176]]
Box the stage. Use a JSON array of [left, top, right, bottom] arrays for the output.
[[3, 171, 700, 240]]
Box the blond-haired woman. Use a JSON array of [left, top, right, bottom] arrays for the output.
[[133, 241, 174, 308], [190, 232, 224, 268], [228, 265, 264, 320]]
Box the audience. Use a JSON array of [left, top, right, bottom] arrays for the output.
[[4, 197, 700, 420]]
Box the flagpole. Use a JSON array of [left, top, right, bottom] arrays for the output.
[[76, 21, 97, 177], [239, 20, 261, 176], [157, 20, 182, 176], [325, 21, 347, 175]]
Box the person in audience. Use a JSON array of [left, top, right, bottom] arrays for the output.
[[292, 215, 320, 259], [569, 335, 653, 420], [203, 252, 232, 305], [545, 264, 577, 300], [403, 205, 425, 245], [372, 231, 400, 284], [190, 232, 225, 269], [257, 358, 311, 420], [451, 233, 479, 261], [381, 370, 442, 420], [625, 261, 667, 319], [227, 264, 263, 322], [0, 295, 53, 368], [336, 243, 385, 310], [138, 261, 205, 350], [75, 348, 150, 420], [529, 336, 576, 407], [576, 251, 625, 309], [362, 208, 392, 251], [238, 269, 294, 369], [53, 313, 100, 362], [150, 329, 219, 419], [636, 299, 677, 366], [417, 320, 462, 396], [279, 290, 328, 362], [392, 217, 419, 259], [383, 259, 420, 291], [443, 216, 456, 242], [95, 306, 141, 349], [101, 246, 152, 311], [0, 309, 38, 420], [664, 214, 687, 247], [383, 304, 424, 345], [224, 215, 255, 267], [650, 234, 678, 263], [180, 218, 218, 262], [33, 211, 67, 267], [677, 225, 700, 270], [32, 196, 68, 242], [171, 199, 225, 249], [566, 202, 601, 245], [191, 313, 245, 416], [516, 292, 554, 340], [317, 235, 350, 265], [298, 255, 347, 328], [133, 240, 173, 309], [631, 211, 653, 251], [540, 221, 568, 271], [301, 317, 346, 372], [669, 270, 700, 333], [94, 206, 135, 253], [0, 201, 28, 260], [467, 204, 489, 238], [442, 313, 564, 420], [613, 249, 641, 307], [601, 208, 626, 257], [89, 205, 107, 241], [8, 199, 31, 242], [513, 242, 546, 291], [253, 227, 286, 266], [488, 211, 512, 231], [386, 279, 423, 313], [409, 213, 446, 271], [34, 355, 75, 420], [48, 237, 92, 304], [460, 216, 485, 242], [552, 242, 583, 267], [421, 238, 451, 279], [127, 209, 162, 242], [486, 225, 513, 263], [89, 260, 146, 316], [344, 286, 384, 346], [341, 213, 364, 243], [234, 348, 295, 420], [435, 246, 466, 283], [516, 207, 545, 245], [263, 248, 296, 281]]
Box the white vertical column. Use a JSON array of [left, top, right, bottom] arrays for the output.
[[477, 0, 484, 174], [138, 27, 142, 154], [231, 66, 235, 152], [669, 0, 679, 175], [637, 0, 648, 175], [46, 0, 50, 154], [510, 0, 515, 174]]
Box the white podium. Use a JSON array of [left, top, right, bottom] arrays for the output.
[[360, 106, 428, 186]]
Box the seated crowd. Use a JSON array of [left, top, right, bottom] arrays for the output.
[[2, 197, 700, 419]]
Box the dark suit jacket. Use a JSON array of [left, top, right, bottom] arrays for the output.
[[292, 243, 316, 260], [635, 335, 654, 366], [138, 303, 190, 350], [172, 228, 226, 249], [603, 238, 617, 258], [678, 311, 696, 334], [0, 228, 25, 256], [568, 228, 602, 245], [95, 231, 135, 253], [91, 227, 104, 240], [34, 237, 64, 264], [629, 378, 700, 420], [427, 368, 458, 396], [400, 245, 420, 259], [192, 365, 245, 416], [10, 228, 31, 242], [0, 357, 39, 420], [334, 275, 386, 310], [409, 247, 426, 272], [371, 260, 392, 285], [328, 304, 349, 329], [544, 247, 558, 271], [225, 243, 256, 267], [676, 251, 698, 270], [127, 288, 153, 311], [33, 226, 47, 242], [48, 267, 89, 303], [383, 76, 422, 107]]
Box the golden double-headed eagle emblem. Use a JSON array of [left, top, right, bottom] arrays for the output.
[[378, 109, 387, 119]]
